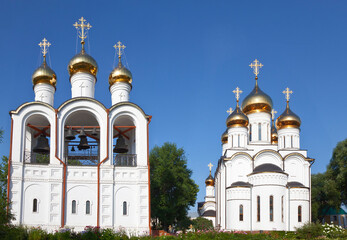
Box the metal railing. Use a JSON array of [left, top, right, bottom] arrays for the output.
[[24, 151, 50, 164], [114, 154, 137, 167]]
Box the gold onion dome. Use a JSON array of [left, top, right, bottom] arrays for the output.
[[276, 103, 301, 130], [241, 82, 273, 115], [221, 129, 228, 144], [271, 122, 278, 144], [205, 174, 214, 186], [109, 61, 133, 87], [32, 58, 57, 89], [226, 105, 249, 128], [68, 45, 98, 77]]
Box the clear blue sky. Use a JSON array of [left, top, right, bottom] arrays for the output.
[[0, 1, 346, 210]]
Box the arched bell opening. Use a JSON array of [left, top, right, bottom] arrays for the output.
[[24, 114, 51, 164], [113, 116, 136, 167], [64, 110, 100, 166]]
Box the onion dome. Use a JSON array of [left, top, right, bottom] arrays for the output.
[[241, 82, 273, 114], [68, 45, 98, 77], [276, 88, 301, 130], [270, 109, 278, 144], [221, 129, 228, 144], [226, 105, 249, 128], [109, 41, 132, 88], [32, 57, 57, 89], [205, 174, 214, 186]]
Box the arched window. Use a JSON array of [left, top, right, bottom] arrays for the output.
[[33, 198, 38, 212], [238, 134, 240, 147], [249, 124, 252, 141], [231, 135, 233, 147], [281, 196, 284, 222], [257, 196, 260, 222], [283, 136, 286, 148], [123, 201, 127, 215], [72, 200, 76, 214], [239, 205, 243, 221], [269, 195, 274, 221], [86, 200, 90, 215], [258, 123, 261, 140], [298, 206, 302, 222]]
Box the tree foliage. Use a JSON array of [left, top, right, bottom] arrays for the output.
[[191, 217, 213, 231], [150, 142, 198, 231]]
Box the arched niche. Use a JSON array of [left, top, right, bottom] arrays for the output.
[[228, 154, 252, 185], [24, 114, 51, 164], [284, 155, 308, 185], [63, 110, 101, 166], [253, 150, 283, 169], [112, 114, 136, 167]]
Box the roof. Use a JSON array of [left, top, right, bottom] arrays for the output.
[[287, 181, 308, 188], [197, 202, 204, 209], [252, 163, 284, 174], [227, 181, 252, 188], [321, 206, 347, 216], [202, 210, 216, 217]]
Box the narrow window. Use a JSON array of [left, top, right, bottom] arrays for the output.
[[270, 196, 274, 221], [283, 136, 286, 148], [281, 196, 284, 222], [33, 198, 38, 212], [298, 206, 302, 222], [123, 201, 127, 215], [72, 200, 76, 214], [249, 124, 252, 141], [231, 135, 233, 147], [238, 134, 240, 147], [267, 124, 269, 141], [239, 205, 243, 221], [258, 123, 261, 140], [86, 200, 90, 215], [257, 196, 260, 221]]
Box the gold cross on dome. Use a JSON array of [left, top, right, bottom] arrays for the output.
[[271, 109, 277, 120], [249, 59, 263, 78], [73, 17, 92, 44], [227, 107, 233, 115], [208, 163, 213, 172], [114, 41, 126, 60], [283, 87, 293, 102], [233, 87, 243, 102], [38, 38, 51, 57]]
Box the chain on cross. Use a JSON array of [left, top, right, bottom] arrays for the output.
[[233, 87, 243, 102], [208, 163, 213, 173], [114, 41, 126, 61], [271, 109, 277, 120], [38, 38, 51, 58], [249, 59, 263, 78], [73, 17, 92, 44], [227, 107, 233, 115], [283, 87, 293, 102]]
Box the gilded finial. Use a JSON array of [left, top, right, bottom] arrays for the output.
[[271, 109, 277, 121], [283, 87, 293, 103], [38, 38, 51, 59], [208, 163, 213, 174], [73, 17, 92, 46], [249, 59, 263, 80], [227, 107, 233, 115], [113, 41, 126, 63], [233, 87, 243, 107]]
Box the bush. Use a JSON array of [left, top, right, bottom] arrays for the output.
[[322, 223, 347, 239], [191, 217, 213, 231], [295, 222, 323, 239]]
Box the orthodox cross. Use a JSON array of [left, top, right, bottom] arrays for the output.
[[232, 87, 243, 102], [283, 87, 293, 102], [208, 163, 213, 173], [114, 41, 126, 62], [39, 93, 46, 101], [227, 107, 233, 115], [119, 92, 125, 101], [73, 17, 92, 44], [38, 38, 51, 58], [79, 82, 87, 95], [271, 109, 277, 121], [249, 59, 263, 78]]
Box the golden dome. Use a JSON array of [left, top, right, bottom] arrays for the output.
[[221, 129, 228, 144], [32, 58, 57, 89], [276, 103, 301, 130], [109, 61, 132, 87], [68, 47, 98, 77], [226, 105, 249, 128], [271, 122, 278, 144], [241, 82, 273, 115], [205, 174, 214, 186]]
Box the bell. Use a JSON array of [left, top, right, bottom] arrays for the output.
[[78, 129, 90, 150], [91, 127, 98, 136], [33, 134, 50, 154], [113, 135, 128, 153], [71, 146, 75, 152], [65, 127, 75, 141]]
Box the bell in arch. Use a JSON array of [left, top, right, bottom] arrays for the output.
[[91, 127, 98, 136], [65, 127, 75, 141], [78, 128, 90, 150], [71, 146, 75, 152], [33, 134, 50, 154], [113, 134, 128, 153]]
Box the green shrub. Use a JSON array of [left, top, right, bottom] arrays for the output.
[[294, 222, 323, 239], [322, 223, 347, 239], [191, 217, 213, 231], [28, 227, 47, 240]]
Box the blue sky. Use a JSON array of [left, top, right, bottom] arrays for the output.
[[0, 1, 346, 209]]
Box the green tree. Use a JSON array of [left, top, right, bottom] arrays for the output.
[[191, 217, 213, 231], [326, 138, 347, 206], [150, 142, 199, 231]]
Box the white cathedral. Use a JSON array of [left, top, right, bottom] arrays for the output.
[[198, 60, 314, 232], [7, 18, 151, 233]]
